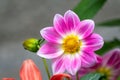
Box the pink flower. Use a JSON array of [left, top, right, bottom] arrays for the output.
[[37, 10, 104, 75], [77, 48, 120, 80]]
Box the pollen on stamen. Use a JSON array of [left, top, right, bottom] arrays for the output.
[[96, 66, 112, 80], [62, 34, 82, 54]]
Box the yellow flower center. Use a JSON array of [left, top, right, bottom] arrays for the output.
[[62, 34, 82, 54], [96, 66, 112, 80]]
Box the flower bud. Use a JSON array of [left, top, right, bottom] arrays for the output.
[[23, 38, 40, 52], [20, 59, 42, 80], [50, 73, 71, 80]]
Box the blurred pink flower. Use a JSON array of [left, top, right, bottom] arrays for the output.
[[37, 10, 104, 75], [77, 48, 120, 80]]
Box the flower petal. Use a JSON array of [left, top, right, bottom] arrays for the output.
[[54, 14, 67, 36], [37, 42, 63, 59], [50, 73, 71, 80], [75, 20, 94, 39], [40, 27, 62, 43], [76, 68, 92, 79], [83, 33, 104, 52], [103, 48, 120, 70], [64, 54, 81, 75], [81, 51, 98, 68], [64, 10, 80, 31], [76, 55, 102, 79], [20, 59, 42, 80], [52, 57, 65, 74]]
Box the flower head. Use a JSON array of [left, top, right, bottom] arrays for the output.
[[37, 10, 104, 75], [77, 48, 120, 80]]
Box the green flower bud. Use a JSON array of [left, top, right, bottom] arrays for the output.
[[23, 38, 40, 52]]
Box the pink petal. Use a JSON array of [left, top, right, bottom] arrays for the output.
[[81, 52, 98, 68], [83, 33, 104, 52], [64, 10, 80, 31], [112, 68, 120, 78], [64, 54, 81, 75], [75, 20, 94, 39], [54, 14, 67, 36], [40, 27, 62, 43], [76, 55, 102, 79], [52, 56, 65, 74], [37, 42, 63, 59], [90, 55, 102, 69], [103, 48, 120, 70], [77, 68, 92, 78], [109, 77, 118, 80]]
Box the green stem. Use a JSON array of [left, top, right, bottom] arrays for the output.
[[38, 38, 50, 79], [42, 58, 51, 79], [76, 71, 79, 80]]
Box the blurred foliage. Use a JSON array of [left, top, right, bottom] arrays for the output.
[[80, 73, 102, 80], [96, 38, 120, 55], [73, 0, 107, 20], [97, 19, 120, 26], [118, 76, 120, 80]]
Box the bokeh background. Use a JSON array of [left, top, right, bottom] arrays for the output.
[[0, 0, 120, 80]]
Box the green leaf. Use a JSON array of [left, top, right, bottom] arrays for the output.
[[97, 19, 120, 26], [73, 0, 107, 20], [96, 38, 120, 55], [80, 73, 102, 80], [117, 76, 120, 80]]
